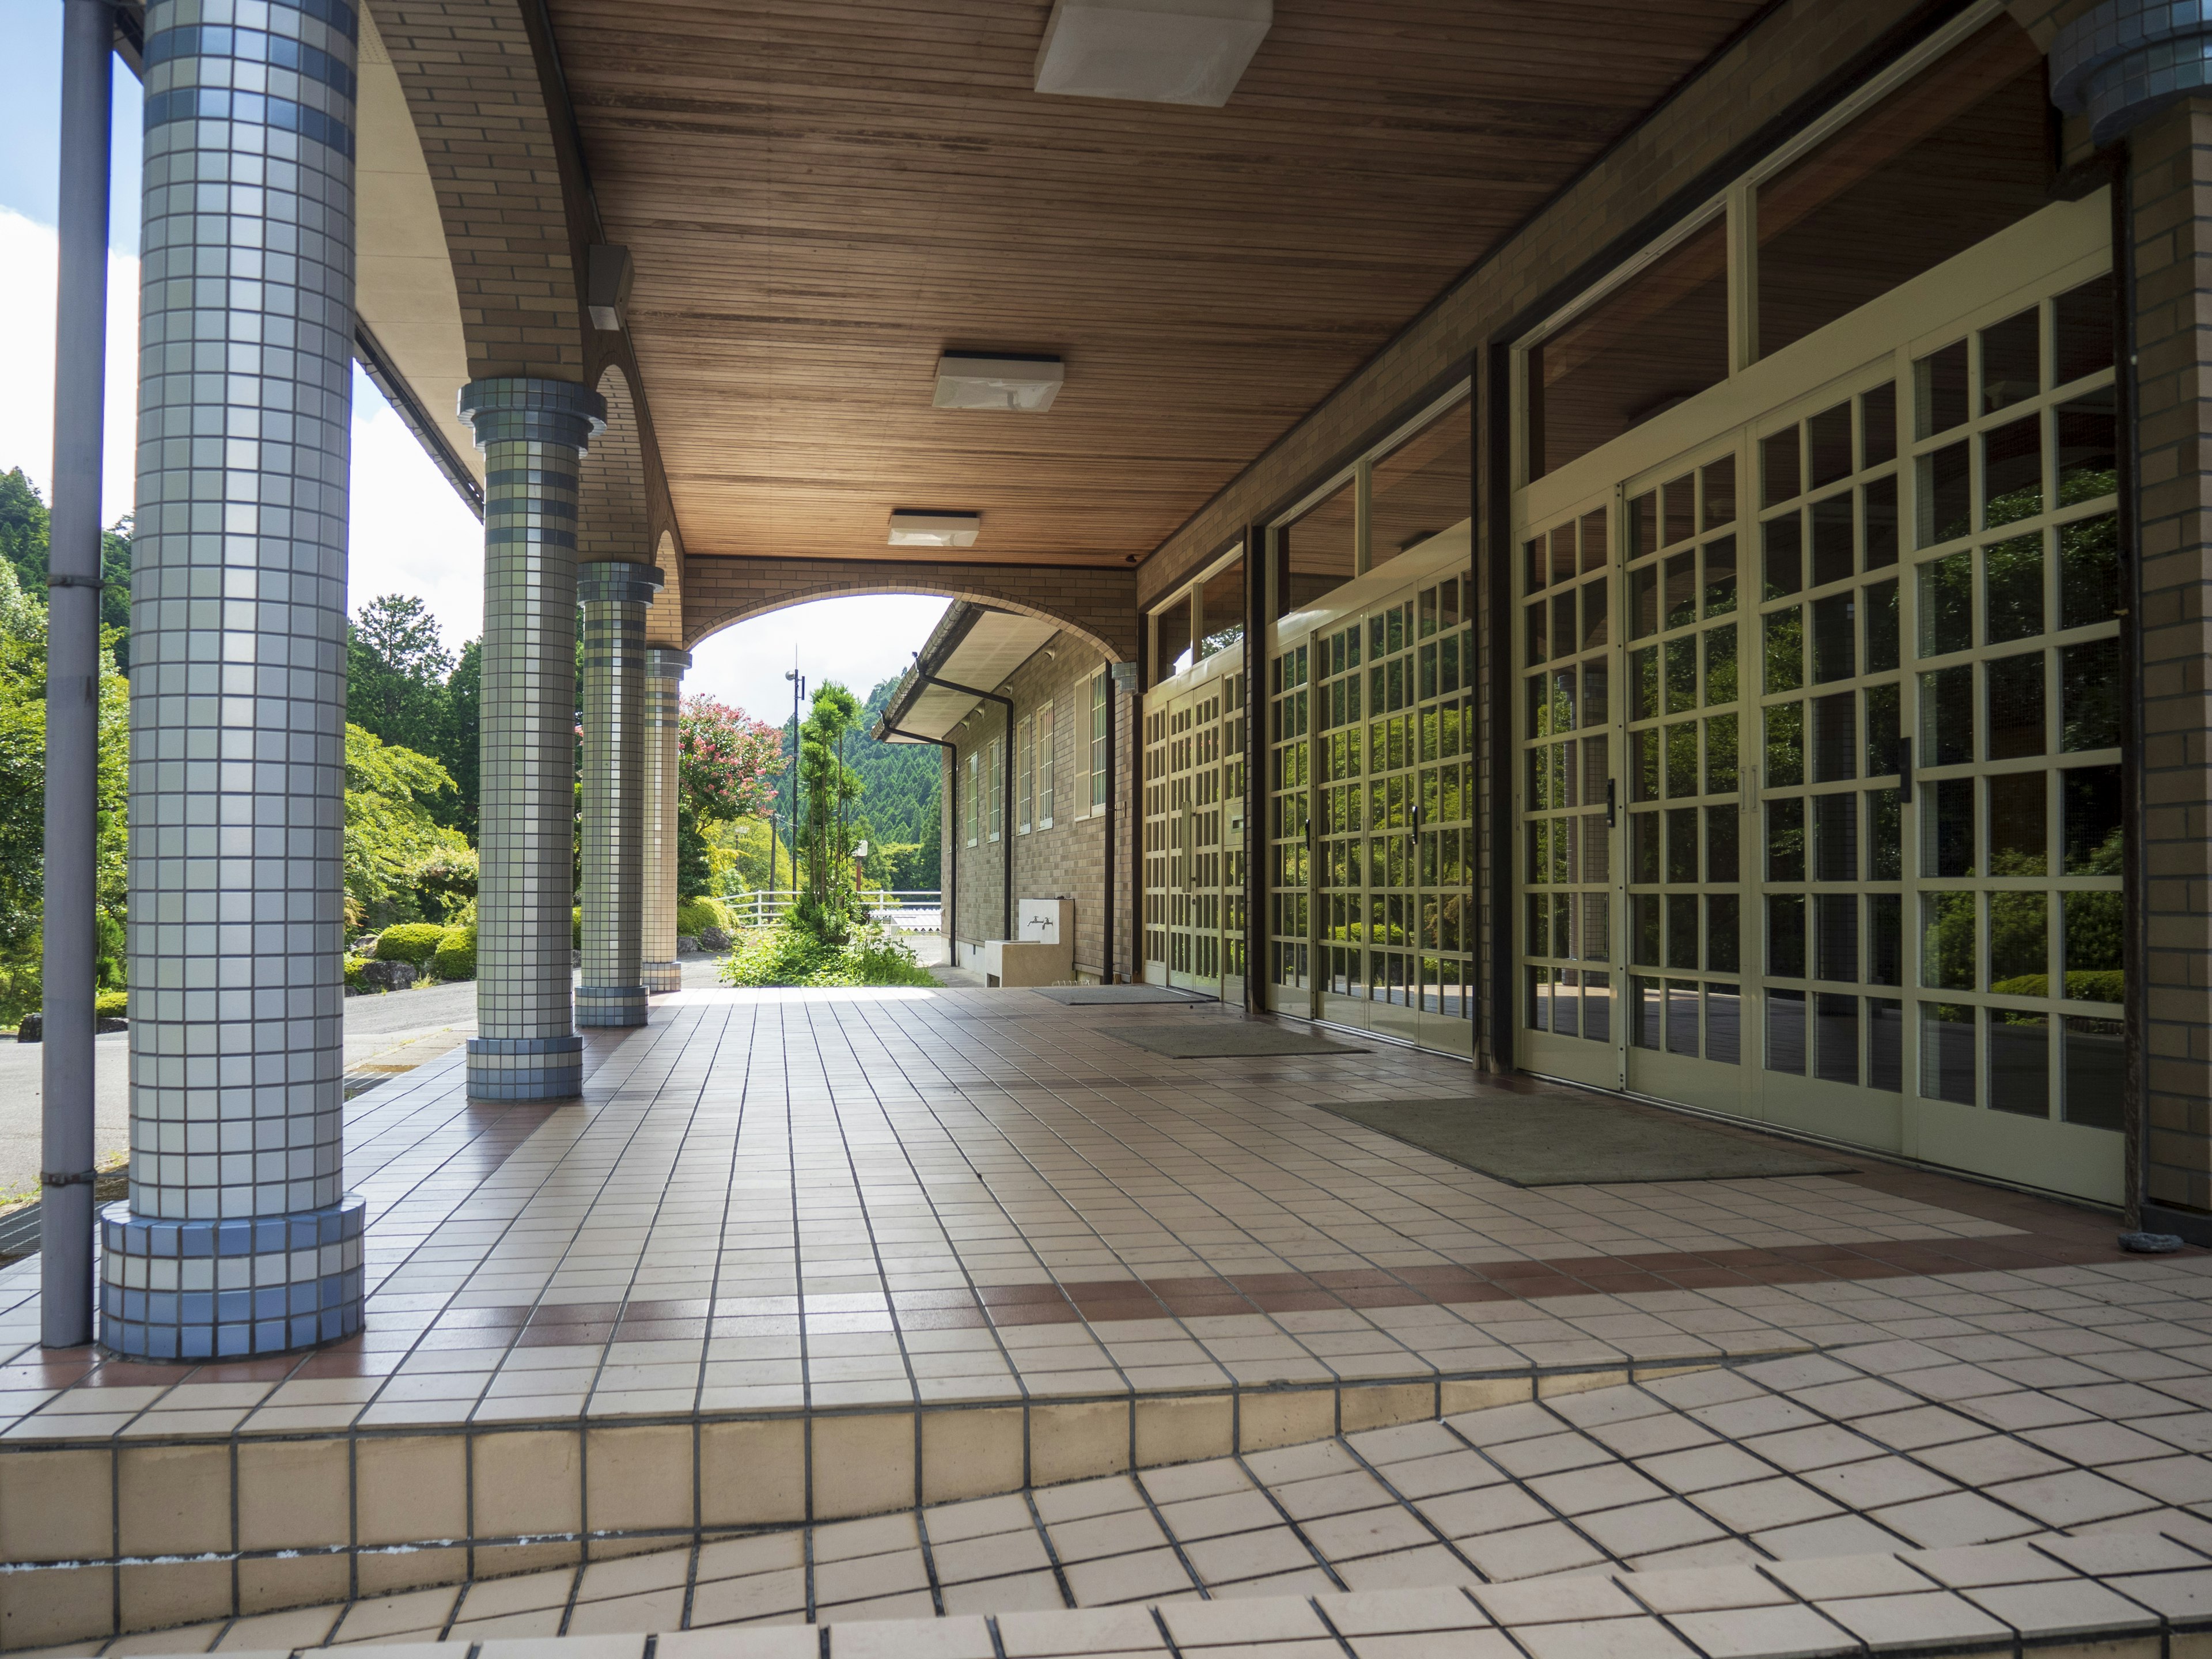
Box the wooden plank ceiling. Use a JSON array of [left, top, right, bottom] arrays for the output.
[[548, 0, 1770, 571]]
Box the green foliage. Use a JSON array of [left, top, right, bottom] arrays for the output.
[[847, 677, 944, 874], [433, 925, 476, 981], [864, 840, 926, 893], [0, 468, 132, 669], [796, 682, 864, 936], [95, 988, 126, 1020], [343, 956, 368, 992], [717, 919, 935, 988], [348, 596, 480, 835], [677, 801, 713, 899], [373, 922, 445, 966], [343, 724, 471, 928], [1990, 971, 2125, 1005], [677, 897, 731, 937], [680, 695, 783, 821]]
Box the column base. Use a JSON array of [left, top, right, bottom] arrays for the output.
[[467, 1035, 584, 1101], [98, 1195, 368, 1360], [642, 960, 683, 993], [575, 985, 649, 1027]]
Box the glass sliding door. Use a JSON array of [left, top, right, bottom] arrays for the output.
[[1141, 647, 1245, 998]]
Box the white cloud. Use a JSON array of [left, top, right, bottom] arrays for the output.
[[0, 207, 139, 527], [346, 368, 486, 647], [687, 594, 950, 729]]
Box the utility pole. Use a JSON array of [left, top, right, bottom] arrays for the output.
[[42, 0, 114, 1349]]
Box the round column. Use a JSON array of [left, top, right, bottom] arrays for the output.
[[577, 562, 662, 1028], [459, 378, 605, 1101], [641, 649, 691, 994], [104, 0, 366, 1359]]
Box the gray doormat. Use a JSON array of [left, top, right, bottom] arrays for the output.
[[1313, 1095, 1854, 1185], [1108, 1021, 1368, 1058], [1033, 985, 1212, 1006]]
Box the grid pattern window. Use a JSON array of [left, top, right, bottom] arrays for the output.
[[1316, 579, 1476, 1020], [1038, 702, 1056, 828], [1138, 677, 1247, 986], [1907, 275, 2122, 1126], [1089, 671, 1109, 811], [1520, 507, 1617, 1045], [1222, 672, 1248, 982], [1018, 717, 1034, 835], [988, 737, 1003, 842], [1267, 644, 1312, 994], [1746, 380, 1908, 1088], [1142, 707, 1170, 967], [966, 752, 979, 847]]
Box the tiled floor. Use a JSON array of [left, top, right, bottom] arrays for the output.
[[35, 1301, 2212, 1654], [0, 987, 2147, 1437]]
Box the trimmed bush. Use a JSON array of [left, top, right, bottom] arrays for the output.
[[1989, 971, 2125, 1005], [343, 956, 368, 993], [94, 989, 127, 1020], [434, 925, 476, 982], [677, 896, 732, 937], [374, 922, 445, 967]]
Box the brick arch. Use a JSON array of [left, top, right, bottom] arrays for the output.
[[680, 558, 1139, 665], [577, 365, 649, 560]]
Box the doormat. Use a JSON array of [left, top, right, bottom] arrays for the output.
[[1033, 985, 1213, 1006], [1312, 1095, 1854, 1185], [1108, 1021, 1367, 1058]]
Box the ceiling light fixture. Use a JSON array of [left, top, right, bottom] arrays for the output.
[[888, 510, 981, 548], [934, 353, 1065, 412], [1033, 0, 1272, 108]]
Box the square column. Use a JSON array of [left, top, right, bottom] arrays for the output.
[[104, 0, 366, 1358], [641, 649, 690, 994], [577, 562, 662, 1027], [457, 378, 605, 1101]]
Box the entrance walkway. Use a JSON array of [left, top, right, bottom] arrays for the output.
[[0, 987, 2185, 1654]]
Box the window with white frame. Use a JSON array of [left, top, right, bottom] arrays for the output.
[[1089, 671, 1109, 811], [988, 737, 1003, 842], [1038, 701, 1056, 828], [965, 751, 979, 847], [1018, 717, 1034, 835]]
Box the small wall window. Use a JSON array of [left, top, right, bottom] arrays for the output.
[[1530, 215, 1730, 479], [987, 737, 1003, 842], [1089, 670, 1110, 811], [1017, 717, 1034, 834], [965, 751, 979, 847], [1756, 20, 2048, 361], [1371, 397, 1472, 573], [1038, 702, 1057, 828]]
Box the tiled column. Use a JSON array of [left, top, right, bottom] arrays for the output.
[[458, 379, 605, 1101], [576, 562, 662, 1027], [102, 0, 366, 1359], [641, 648, 690, 994]]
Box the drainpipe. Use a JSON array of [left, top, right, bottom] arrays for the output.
[[919, 676, 1016, 942], [885, 725, 958, 956], [1102, 668, 1118, 983]]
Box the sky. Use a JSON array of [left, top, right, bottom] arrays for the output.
[[0, 0, 944, 728]]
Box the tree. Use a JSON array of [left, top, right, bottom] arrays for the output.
[[1, 468, 135, 672], [438, 637, 482, 837], [343, 724, 471, 929], [349, 594, 453, 756], [679, 694, 783, 822], [796, 682, 862, 933]]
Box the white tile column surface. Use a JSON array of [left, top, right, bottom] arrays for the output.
[[103, 0, 368, 1358], [576, 562, 661, 1027], [640, 648, 690, 993], [458, 378, 605, 1100]]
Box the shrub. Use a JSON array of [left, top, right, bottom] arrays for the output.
[[94, 989, 127, 1020], [343, 955, 368, 993], [1989, 971, 2126, 1005], [573, 906, 582, 950], [718, 920, 934, 988], [433, 924, 476, 982], [374, 922, 445, 967], [677, 896, 732, 937]]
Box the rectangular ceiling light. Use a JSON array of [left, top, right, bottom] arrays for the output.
[[888, 510, 981, 548], [934, 353, 1066, 412], [1033, 0, 1271, 107]]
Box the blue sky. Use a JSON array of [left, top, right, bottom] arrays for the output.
[[0, 0, 942, 725]]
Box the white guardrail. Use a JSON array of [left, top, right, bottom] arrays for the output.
[[720, 889, 942, 933]]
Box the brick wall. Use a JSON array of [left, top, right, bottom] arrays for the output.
[[945, 634, 1134, 980], [2129, 99, 2212, 1221]]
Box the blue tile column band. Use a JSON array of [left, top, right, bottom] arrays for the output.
[[577, 561, 662, 1028], [641, 649, 691, 994], [108, 0, 368, 1358], [457, 378, 606, 1101], [2054, 0, 2212, 145]]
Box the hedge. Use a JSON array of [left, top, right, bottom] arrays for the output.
[[434, 925, 476, 982], [374, 922, 445, 967], [677, 896, 732, 937]]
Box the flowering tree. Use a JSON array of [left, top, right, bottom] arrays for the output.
[[678, 695, 784, 823]]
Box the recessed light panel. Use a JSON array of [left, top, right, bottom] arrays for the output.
[[934, 353, 1066, 412], [888, 510, 982, 548], [1034, 0, 1272, 108]]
